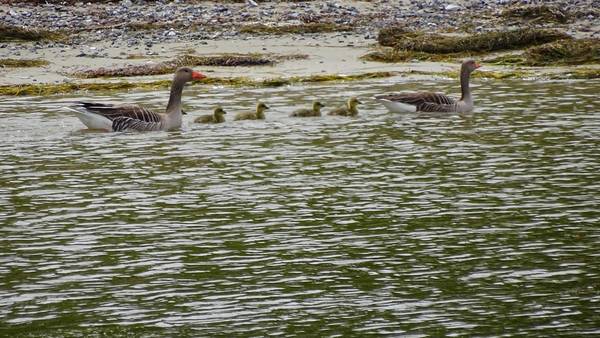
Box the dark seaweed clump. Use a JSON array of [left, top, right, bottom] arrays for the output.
[[523, 38, 599, 65], [378, 27, 571, 54], [489, 38, 600, 66], [0, 24, 66, 42], [501, 4, 570, 23]]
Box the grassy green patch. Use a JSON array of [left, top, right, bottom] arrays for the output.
[[126, 22, 173, 31], [411, 68, 599, 80], [72, 63, 174, 78], [412, 69, 534, 80], [377, 27, 570, 54], [485, 54, 525, 66], [0, 71, 395, 96], [0, 58, 49, 67], [488, 38, 599, 66], [0, 24, 66, 42], [361, 47, 477, 63], [557, 68, 600, 79], [0, 81, 169, 96], [239, 23, 352, 35], [125, 53, 161, 60], [178, 54, 275, 67], [501, 4, 570, 23], [73, 53, 309, 78]]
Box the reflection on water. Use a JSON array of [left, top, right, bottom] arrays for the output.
[[1, 77, 599, 336]]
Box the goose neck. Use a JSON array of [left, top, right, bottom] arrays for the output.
[[460, 67, 471, 101], [166, 78, 185, 114]]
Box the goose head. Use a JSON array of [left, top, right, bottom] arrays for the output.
[[347, 96, 362, 109], [175, 67, 206, 83], [256, 102, 270, 113], [313, 101, 325, 112], [462, 59, 481, 73], [214, 106, 227, 116], [214, 106, 227, 122]]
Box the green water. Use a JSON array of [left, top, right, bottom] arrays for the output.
[[0, 77, 599, 336]]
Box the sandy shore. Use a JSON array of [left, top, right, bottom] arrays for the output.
[[1, 0, 598, 89]]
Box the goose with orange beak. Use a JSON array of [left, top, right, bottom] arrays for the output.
[[375, 60, 481, 113], [68, 67, 206, 131]]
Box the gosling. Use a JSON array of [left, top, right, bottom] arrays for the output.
[[290, 101, 325, 117], [328, 97, 361, 117], [194, 106, 227, 124], [234, 102, 269, 120]]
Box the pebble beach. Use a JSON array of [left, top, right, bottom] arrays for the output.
[[0, 0, 598, 86]]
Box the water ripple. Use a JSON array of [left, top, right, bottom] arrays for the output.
[[0, 78, 599, 336]]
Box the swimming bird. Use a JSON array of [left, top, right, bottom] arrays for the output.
[[290, 101, 324, 117], [68, 67, 205, 131], [194, 106, 227, 123], [328, 97, 361, 116], [234, 102, 269, 120], [375, 59, 481, 113]]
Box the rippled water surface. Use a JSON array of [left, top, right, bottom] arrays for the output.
[[1, 77, 599, 336]]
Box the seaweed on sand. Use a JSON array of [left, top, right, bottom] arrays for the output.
[[72, 53, 309, 78], [0, 24, 66, 42], [239, 23, 352, 35]]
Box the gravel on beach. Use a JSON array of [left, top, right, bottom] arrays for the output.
[[1, 0, 598, 50]]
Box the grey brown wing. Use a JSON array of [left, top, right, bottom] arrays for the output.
[[77, 101, 162, 123], [418, 101, 458, 113], [376, 92, 456, 106], [111, 116, 162, 132]]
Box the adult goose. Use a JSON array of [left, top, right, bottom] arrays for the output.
[[328, 97, 361, 117], [69, 67, 205, 131], [375, 59, 481, 113], [234, 102, 269, 120], [290, 101, 325, 117], [195, 106, 227, 124]]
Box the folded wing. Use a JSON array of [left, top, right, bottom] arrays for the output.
[[375, 92, 458, 113], [377, 92, 455, 105], [77, 102, 162, 123], [111, 116, 163, 132]]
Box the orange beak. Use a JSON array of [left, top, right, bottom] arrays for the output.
[[475, 62, 482, 69], [192, 71, 206, 80]]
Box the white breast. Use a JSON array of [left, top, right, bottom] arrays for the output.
[[376, 98, 417, 113]]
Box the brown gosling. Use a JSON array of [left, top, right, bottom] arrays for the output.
[[194, 106, 227, 124], [290, 101, 325, 117], [327, 97, 362, 117], [234, 102, 270, 120]]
